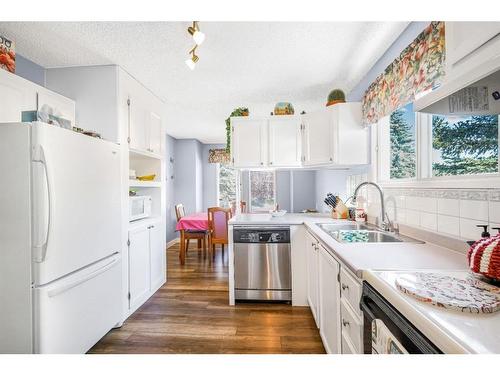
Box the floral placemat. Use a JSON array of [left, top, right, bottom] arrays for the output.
[[395, 272, 500, 314]]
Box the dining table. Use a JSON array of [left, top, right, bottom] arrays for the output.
[[175, 212, 209, 265]]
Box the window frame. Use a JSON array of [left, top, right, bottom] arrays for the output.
[[248, 170, 277, 213], [374, 110, 500, 189], [216, 162, 238, 209]]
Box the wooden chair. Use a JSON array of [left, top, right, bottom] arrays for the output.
[[175, 203, 207, 257], [207, 207, 232, 260], [240, 201, 247, 213]]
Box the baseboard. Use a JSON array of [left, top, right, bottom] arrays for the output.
[[166, 238, 179, 248]]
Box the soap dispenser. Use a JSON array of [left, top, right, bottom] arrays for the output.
[[477, 224, 490, 238]]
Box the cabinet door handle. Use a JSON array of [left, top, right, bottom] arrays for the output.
[[342, 319, 350, 327], [260, 162, 264, 166], [341, 283, 349, 291]]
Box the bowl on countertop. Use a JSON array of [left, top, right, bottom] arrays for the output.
[[269, 210, 287, 217]]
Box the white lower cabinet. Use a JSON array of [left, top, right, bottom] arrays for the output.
[[318, 244, 341, 354], [306, 231, 320, 327], [149, 223, 166, 291], [127, 219, 166, 315], [128, 225, 151, 311], [305, 229, 364, 354]]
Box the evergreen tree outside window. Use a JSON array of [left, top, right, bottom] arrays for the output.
[[249, 171, 276, 212], [217, 163, 237, 208], [432, 115, 499, 176], [390, 103, 416, 179]]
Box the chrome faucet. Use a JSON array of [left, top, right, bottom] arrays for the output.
[[351, 181, 393, 232]]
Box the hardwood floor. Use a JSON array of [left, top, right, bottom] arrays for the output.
[[89, 243, 325, 354]]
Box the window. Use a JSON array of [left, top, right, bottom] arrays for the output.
[[432, 114, 499, 176], [217, 163, 237, 208], [389, 103, 416, 179], [249, 170, 276, 212]]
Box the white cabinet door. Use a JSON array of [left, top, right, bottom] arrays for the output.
[[231, 117, 268, 167], [318, 244, 341, 354], [149, 222, 166, 292], [0, 69, 37, 122], [128, 226, 151, 311], [446, 22, 500, 66], [302, 110, 332, 166], [148, 112, 162, 154], [305, 231, 319, 327], [128, 94, 149, 152], [268, 116, 302, 167], [36, 87, 76, 126]]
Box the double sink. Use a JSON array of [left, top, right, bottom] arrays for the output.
[[317, 222, 424, 244]]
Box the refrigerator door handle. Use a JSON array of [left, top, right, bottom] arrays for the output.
[[47, 257, 119, 298], [33, 145, 51, 263]]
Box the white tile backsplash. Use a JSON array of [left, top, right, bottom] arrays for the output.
[[405, 209, 420, 227], [490, 201, 500, 223], [460, 199, 489, 221], [460, 217, 488, 240], [365, 188, 500, 241], [437, 215, 460, 237], [420, 212, 438, 231], [437, 198, 460, 217]]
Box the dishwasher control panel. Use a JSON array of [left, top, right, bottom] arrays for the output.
[[233, 227, 290, 243]]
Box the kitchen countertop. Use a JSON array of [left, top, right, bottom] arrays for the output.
[[363, 270, 500, 353], [229, 212, 335, 225], [229, 213, 467, 277]]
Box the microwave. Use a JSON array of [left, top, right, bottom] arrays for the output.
[[129, 195, 152, 222]]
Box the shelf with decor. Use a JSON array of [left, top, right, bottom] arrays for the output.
[[129, 147, 163, 160], [129, 180, 162, 188]]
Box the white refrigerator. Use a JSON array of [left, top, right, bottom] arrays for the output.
[[0, 122, 122, 353]]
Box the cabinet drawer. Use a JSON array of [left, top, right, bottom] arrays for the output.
[[341, 330, 356, 354], [340, 267, 362, 316], [340, 298, 362, 353]]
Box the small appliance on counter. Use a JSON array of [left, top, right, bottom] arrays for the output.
[[129, 195, 152, 221]]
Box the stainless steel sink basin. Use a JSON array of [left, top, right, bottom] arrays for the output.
[[317, 223, 424, 244]]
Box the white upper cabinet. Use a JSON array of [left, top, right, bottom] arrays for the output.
[[119, 69, 163, 155], [446, 22, 500, 68], [231, 117, 268, 168], [303, 103, 368, 166], [1, 69, 75, 125], [302, 109, 332, 166], [0, 69, 37, 122], [268, 116, 302, 167]]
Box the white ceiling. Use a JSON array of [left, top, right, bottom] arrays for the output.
[[0, 22, 409, 143]]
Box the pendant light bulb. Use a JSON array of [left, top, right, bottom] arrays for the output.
[[193, 30, 205, 45], [185, 46, 199, 70], [188, 21, 205, 45]]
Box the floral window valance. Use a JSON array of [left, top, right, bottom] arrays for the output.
[[208, 148, 231, 164], [362, 21, 445, 125]]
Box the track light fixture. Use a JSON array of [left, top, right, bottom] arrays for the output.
[[188, 21, 205, 45], [185, 45, 199, 70]]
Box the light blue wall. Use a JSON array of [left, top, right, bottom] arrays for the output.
[[15, 54, 45, 87], [165, 135, 177, 242], [292, 170, 316, 212], [202, 143, 226, 210], [173, 139, 202, 216], [347, 22, 430, 101], [276, 170, 291, 212]]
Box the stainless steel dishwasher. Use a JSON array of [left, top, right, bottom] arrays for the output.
[[233, 226, 291, 302]]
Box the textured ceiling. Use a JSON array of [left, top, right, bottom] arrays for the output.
[[0, 22, 408, 143]]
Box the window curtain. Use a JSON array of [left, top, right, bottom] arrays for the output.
[[208, 148, 231, 164], [362, 21, 445, 125]]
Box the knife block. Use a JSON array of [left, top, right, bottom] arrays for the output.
[[331, 209, 348, 219]]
